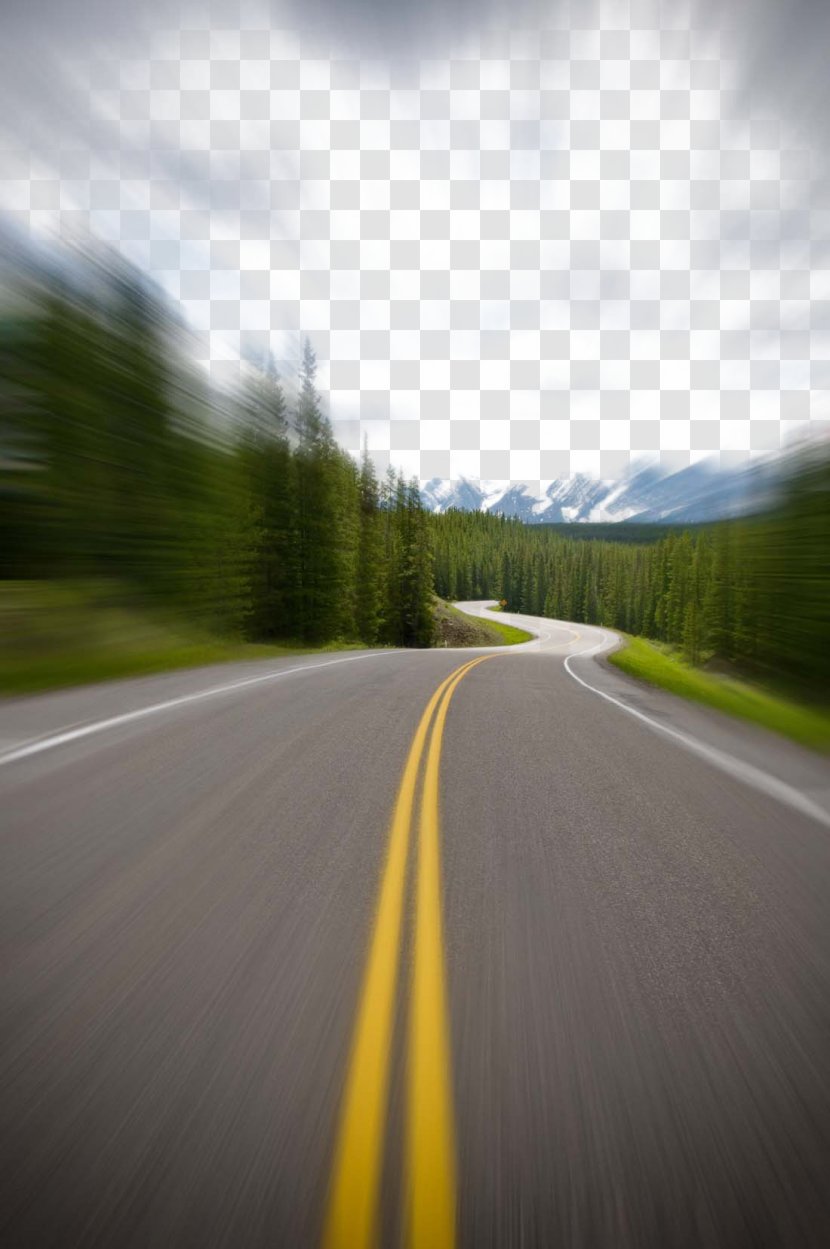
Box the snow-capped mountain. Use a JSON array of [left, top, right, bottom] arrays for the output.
[[421, 458, 780, 524]]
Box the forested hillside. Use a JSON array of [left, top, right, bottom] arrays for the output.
[[431, 450, 830, 698], [0, 245, 434, 650], [2, 239, 827, 695]]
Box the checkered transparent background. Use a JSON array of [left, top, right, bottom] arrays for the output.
[[2, 0, 828, 484]]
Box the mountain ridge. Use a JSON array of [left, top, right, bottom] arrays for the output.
[[420, 459, 781, 525]]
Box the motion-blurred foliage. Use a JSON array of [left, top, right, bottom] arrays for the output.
[[0, 230, 435, 665], [1, 226, 827, 698]]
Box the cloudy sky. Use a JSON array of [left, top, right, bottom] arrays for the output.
[[1, 0, 828, 484]]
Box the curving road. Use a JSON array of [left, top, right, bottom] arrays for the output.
[[1, 606, 829, 1248]]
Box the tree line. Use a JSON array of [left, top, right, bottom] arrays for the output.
[[2, 234, 826, 690], [431, 450, 830, 698], [0, 242, 434, 648]]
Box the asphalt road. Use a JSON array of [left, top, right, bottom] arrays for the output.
[[1, 609, 829, 1248]]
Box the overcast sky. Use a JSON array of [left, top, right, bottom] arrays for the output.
[[1, 0, 828, 484]]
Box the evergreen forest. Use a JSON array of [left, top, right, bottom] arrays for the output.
[[2, 237, 828, 698], [1, 245, 435, 650], [431, 452, 830, 697]]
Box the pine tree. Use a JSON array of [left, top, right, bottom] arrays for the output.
[[682, 600, 702, 665], [242, 357, 299, 639], [400, 479, 434, 647], [355, 444, 384, 644], [293, 337, 346, 642]]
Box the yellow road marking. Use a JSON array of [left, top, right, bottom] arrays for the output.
[[407, 657, 493, 1249], [322, 656, 487, 1249]]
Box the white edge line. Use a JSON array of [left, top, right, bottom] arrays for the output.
[[564, 632, 830, 830], [0, 650, 402, 768]]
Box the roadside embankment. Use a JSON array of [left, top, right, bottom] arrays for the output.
[[0, 581, 362, 696], [609, 633, 830, 753], [432, 599, 534, 648]]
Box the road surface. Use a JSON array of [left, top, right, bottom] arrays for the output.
[[1, 607, 829, 1248]]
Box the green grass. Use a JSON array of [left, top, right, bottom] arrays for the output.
[[433, 600, 534, 647], [609, 634, 830, 753], [0, 640, 341, 697], [0, 582, 535, 697], [0, 582, 365, 697], [475, 615, 535, 645]]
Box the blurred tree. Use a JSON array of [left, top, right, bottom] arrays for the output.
[[355, 443, 384, 645]]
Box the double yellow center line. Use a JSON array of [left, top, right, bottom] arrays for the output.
[[322, 656, 495, 1249]]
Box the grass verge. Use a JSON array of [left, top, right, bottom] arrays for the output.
[[609, 634, 830, 753], [432, 600, 534, 648], [0, 582, 365, 697]]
